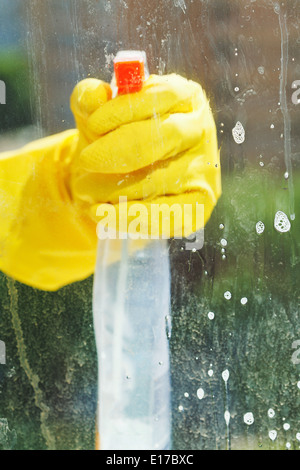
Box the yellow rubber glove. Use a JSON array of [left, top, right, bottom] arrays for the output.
[[0, 74, 221, 291], [71, 74, 221, 238]]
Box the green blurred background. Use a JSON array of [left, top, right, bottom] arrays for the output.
[[0, 0, 299, 450], [0, 51, 32, 131]]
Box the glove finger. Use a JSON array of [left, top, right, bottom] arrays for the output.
[[72, 140, 220, 207], [70, 78, 112, 141], [79, 108, 208, 174], [70, 78, 112, 116], [87, 74, 205, 136]]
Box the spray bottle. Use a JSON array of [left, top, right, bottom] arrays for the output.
[[93, 51, 172, 450]]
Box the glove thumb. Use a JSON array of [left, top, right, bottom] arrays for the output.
[[70, 78, 112, 143]]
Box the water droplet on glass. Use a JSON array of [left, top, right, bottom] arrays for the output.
[[224, 291, 232, 300], [274, 211, 291, 233], [268, 408, 275, 418], [234, 86, 240, 92], [232, 121, 245, 144], [197, 388, 205, 400], [286, 442, 291, 449], [244, 412, 254, 425], [6, 367, 16, 378], [219, 223, 225, 229], [220, 238, 228, 247], [240, 297, 248, 305], [208, 369, 214, 377], [222, 369, 230, 382], [269, 430, 277, 441], [258, 66, 265, 75], [184, 392, 189, 398], [178, 405, 184, 412], [270, 124, 275, 129], [284, 171, 289, 179], [259, 161, 264, 167], [296, 433, 300, 441], [208, 312, 215, 320], [283, 423, 290, 431], [256, 221, 265, 234], [165, 315, 172, 340], [224, 411, 230, 426]]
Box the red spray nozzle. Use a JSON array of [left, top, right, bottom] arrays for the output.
[[113, 51, 148, 96]]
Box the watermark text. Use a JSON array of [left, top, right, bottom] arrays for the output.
[[0, 80, 6, 105], [0, 340, 5, 365], [292, 80, 300, 105], [96, 197, 205, 250]]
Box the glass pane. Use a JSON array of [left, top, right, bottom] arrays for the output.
[[0, 0, 299, 450]]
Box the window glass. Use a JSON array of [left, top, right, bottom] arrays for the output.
[[0, 0, 299, 450]]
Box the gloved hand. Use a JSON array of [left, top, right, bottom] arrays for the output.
[[70, 74, 221, 240], [0, 74, 221, 291]]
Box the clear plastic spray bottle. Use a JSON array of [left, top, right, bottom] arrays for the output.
[[93, 51, 172, 450]]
